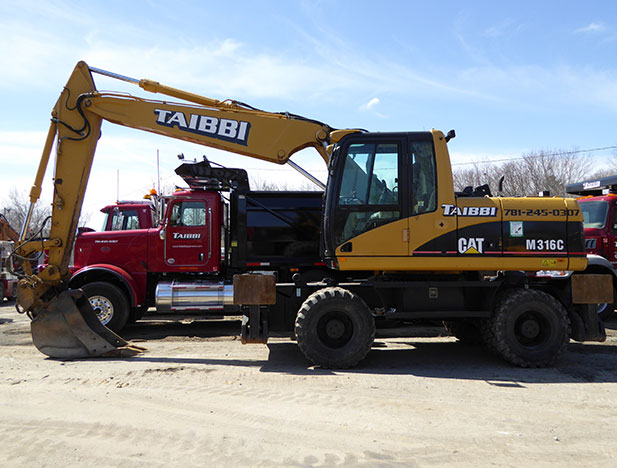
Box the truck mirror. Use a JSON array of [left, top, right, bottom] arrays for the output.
[[159, 227, 166, 240]]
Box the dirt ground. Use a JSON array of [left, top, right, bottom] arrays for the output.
[[1, 300, 617, 468]]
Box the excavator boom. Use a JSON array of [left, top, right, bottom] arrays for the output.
[[16, 61, 346, 358]]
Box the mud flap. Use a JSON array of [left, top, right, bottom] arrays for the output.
[[31, 289, 146, 359], [240, 305, 268, 344], [234, 274, 274, 344], [569, 304, 607, 343]]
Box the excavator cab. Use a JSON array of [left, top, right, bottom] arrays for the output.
[[322, 131, 450, 268]]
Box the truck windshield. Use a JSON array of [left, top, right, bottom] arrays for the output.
[[580, 201, 609, 229]]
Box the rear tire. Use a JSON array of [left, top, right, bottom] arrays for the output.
[[295, 287, 375, 368], [81, 282, 130, 333], [485, 289, 570, 368]]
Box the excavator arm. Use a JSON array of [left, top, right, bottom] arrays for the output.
[[16, 61, 354, 358]]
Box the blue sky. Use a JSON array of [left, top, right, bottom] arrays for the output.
[[1, 0, 616, 226]]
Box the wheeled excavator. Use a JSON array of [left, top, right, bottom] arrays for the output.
[[14, 61, 611, 368]]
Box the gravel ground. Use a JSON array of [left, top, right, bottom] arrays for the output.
[[1, 300, 617, 467]]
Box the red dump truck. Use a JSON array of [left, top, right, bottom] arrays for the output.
[[69, 160, 330, 332]]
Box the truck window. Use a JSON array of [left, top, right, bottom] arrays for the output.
[[107, 209, 140, 231], [170, 201, 206, 226], [581, 201, 608, 229], [334, 142, 400, 245]]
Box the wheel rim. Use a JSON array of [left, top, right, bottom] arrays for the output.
[[317, 310, 354, 348], [597, 303, 608, 315], [89, 295, 114, 325], [514, 311, 549, 347]]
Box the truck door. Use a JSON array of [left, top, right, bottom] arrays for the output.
[[608, 202, 617, 267], [164, 199, 214, 270]]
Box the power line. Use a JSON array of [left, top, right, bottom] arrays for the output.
[[451, 145, 617, 167]]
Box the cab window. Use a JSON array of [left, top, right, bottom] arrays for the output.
[[410, 141, 437, 215], [170, 201, 206, 227], [106, 209, 140, 231], [334, 142, 400, 245], [581, 201, 608, 229]]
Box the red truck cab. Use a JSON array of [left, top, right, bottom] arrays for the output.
[[566, 176, 617, 320], [578, 194, 617, 266], [566, 176, 617, 268], [81, 191, 223, 275]]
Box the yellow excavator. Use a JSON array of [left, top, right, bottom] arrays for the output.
[[14, 61, 611, 368]]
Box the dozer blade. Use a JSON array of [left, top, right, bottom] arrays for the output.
[[30, 289, 146, 359]]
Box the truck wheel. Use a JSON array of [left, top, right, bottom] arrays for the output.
[[81, 282, 130, 333], [295, 287, 375, 368], [442, 319, 484, 345], [596, 286, 616, 321], [486, 289, 570, 368]]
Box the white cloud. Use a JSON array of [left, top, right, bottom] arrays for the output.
[[575, 22, 607, 34], [360, 97, 380, 111]]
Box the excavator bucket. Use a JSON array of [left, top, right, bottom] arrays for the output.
[[30, 289, 145, 359]]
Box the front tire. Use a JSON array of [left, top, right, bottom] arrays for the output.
[[295, 287, 375, 368], [485, 289, 570, 368], [81, 282, 130, 333]]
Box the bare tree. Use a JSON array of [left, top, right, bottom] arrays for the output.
[[589, 153, 617, 179], [249, 176, 322, 191], [453, 149, 594, 197], [0, 189, 52, 239]]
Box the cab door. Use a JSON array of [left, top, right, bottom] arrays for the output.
[[329, 135, 409, 262], [164, 199, 214, 270], [406, 135, 456, 259]]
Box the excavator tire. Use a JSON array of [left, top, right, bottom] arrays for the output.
[[484, 288, 570, 368], [295, 287, 375, 369]]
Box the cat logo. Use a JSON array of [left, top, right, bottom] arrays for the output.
[[458, 237, 485, 254]]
